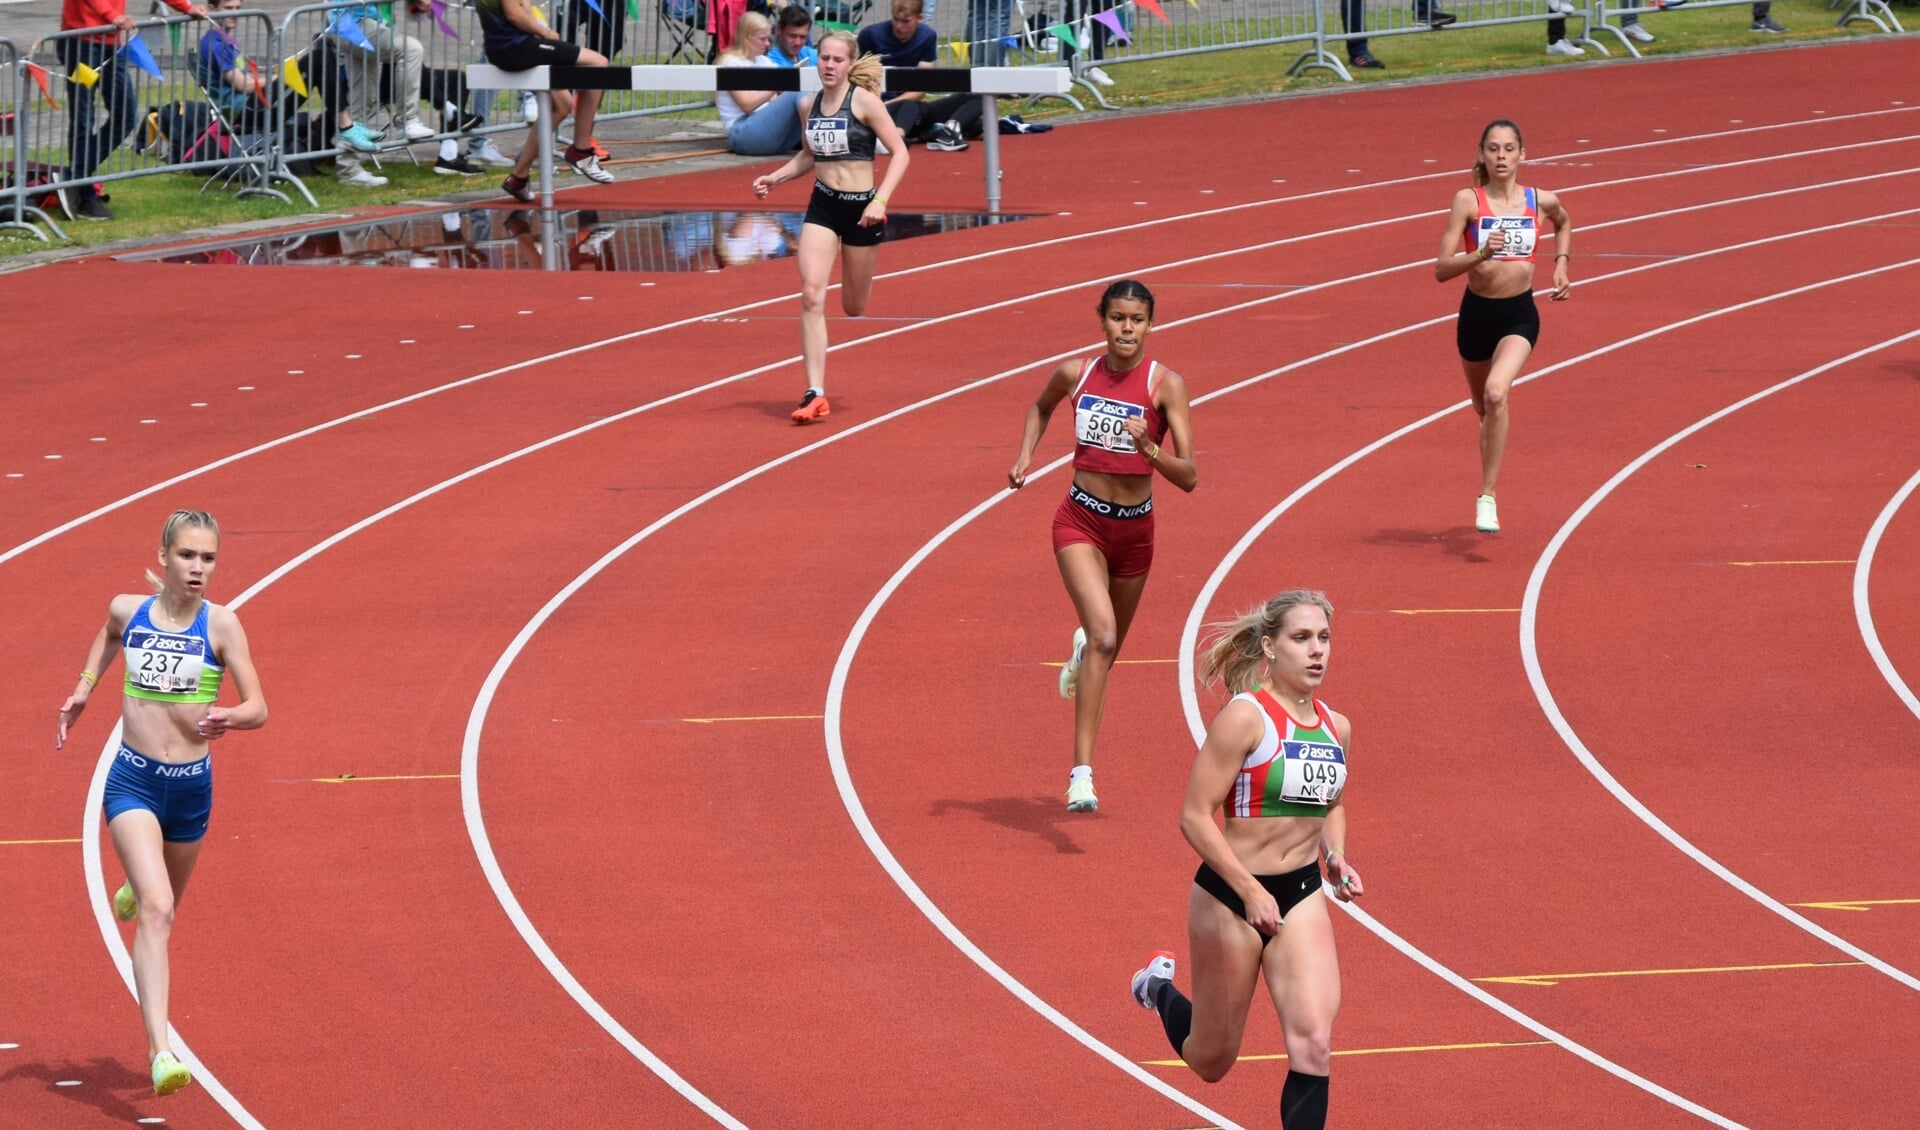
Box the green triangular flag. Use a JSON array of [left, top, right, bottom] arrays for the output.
[[1045, 22, 1083, 51]]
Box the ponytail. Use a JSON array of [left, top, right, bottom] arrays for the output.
[[1198, 589, 1335, 696]]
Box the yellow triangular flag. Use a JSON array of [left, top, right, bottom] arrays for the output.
[[71, 61, 101, 88], [1185, 0, 1198, 7], [282, 56, 308, 98], [950, 39, 969, 65]]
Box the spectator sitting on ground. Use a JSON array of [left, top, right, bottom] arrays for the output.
[[196, 5, 391, 186], [717, 11, 804, 156], [856, 0, 980, 151], [768, 3, 817, 66]]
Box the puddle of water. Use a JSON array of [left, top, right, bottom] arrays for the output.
[[124, 208, 1039, 272]]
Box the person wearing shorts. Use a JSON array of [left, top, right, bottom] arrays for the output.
[[1130, 589, 1364, 1130], [1435, 117, 1573, 534], [475, 0, 615, 202], [1007, 279, 1197, 813], [752, 29, 910, 424], [56, 510, 268, 1098]]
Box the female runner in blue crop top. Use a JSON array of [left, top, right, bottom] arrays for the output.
[[1130, 589, 1362, 1130], [56, 509, 268, 1098], [752, 29, 910, 424]]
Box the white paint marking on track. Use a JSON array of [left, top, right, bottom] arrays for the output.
[[1521, 328, 1920, 991], [5, 109, 1913, 573], [1855, 468, 1920, 724], [466, 215, 1918, 1125]]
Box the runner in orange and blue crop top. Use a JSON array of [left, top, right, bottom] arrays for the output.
[[56, 510, 268, 1099], [753, 29, 909, 425], [1129, 590, 1361, 1130], [1008, 279, 1196, 814], [1436, 118, 1573, 536]]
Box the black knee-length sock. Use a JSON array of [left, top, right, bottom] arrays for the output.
[[1280, 1069, 1329, 1130], [1149, 979, 1193, 1059]]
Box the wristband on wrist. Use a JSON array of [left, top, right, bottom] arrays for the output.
[[79, 670, 98, 687], [1144, 440, 1160, 461], [874, 195, 887, 205]]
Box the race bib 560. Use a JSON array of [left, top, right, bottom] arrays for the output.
[[1075, 394, 1143, 452]]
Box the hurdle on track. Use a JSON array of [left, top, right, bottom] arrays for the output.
[[466, 65, 1072, 214]]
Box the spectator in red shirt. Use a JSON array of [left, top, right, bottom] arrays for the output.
[[59, 0, 208, 219]]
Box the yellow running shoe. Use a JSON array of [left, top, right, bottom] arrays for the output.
[[112, 881, 137, 922], [1058, 627, 1087, 699], [1065, 773, 1097, 813], [151, 1051, 192, 1096]]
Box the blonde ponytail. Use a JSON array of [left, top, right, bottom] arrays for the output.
[[1198, 589, 1335, 696]]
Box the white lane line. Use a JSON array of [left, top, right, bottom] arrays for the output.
[[6, 110, 1912, 571], [1520, 328, 1920, 992], [463, 223, 1920, 1124], [1855, 468, 1920, 724]]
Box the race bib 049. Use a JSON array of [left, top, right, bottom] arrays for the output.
[[1279, 739, 1346, 805], [1075, 394, 1143, 452], [125, 630, 206, 695]]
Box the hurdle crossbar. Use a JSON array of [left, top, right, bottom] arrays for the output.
[[466, 65, 1070, 213]]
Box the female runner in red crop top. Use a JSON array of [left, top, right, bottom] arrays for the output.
[[1006, 279, 1196, 813]]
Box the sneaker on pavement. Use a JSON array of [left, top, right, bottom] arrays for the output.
[[791, 389, 832, 424], [468, 138, 514, 167], [1546, 38, 1585, 55], [1065, 774, 1098, 813], [434, 154, 483, 176], [339, 168, 388, 188], [113, 881, 137, 922], [1750, 15, 1787, 30], [402, 118, 437, 142], [1621, 21, 1655, 42], [1130, 951, 1176, 1009], [502, 173, 536, 203], [74, 192, 113, 221], [1349, 52, 1385, 69], [1084, 65, 1114, 86], [150, 1051, 192, 1096], [564, 146, 616, 184], [1059, 627, 1087, 699], [521, 92, 539, 122], [1475, 493, 1500, 532], [335, 122, 380, 153]]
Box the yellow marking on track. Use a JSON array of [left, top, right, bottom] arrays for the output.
[[1477, 960, 1862, 987], [680, 714, 826, 724], [1, 837, 83, 845], [1727, 559, 1856, 567], [1041, 658, 1178, 668], [1389, 608, 1523, 615], [1141, 1038, 1552, 1067], [312, 774, 461, 783], [1794, 898, 1920, 912]]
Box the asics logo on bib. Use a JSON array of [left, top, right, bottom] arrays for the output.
[[1074, 394, 1145, 451], [131, 632, 196, 652]]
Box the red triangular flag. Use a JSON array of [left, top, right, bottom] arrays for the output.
[[247, 58, 269, 105], [1136, 0, 1170, 22], [26, 62, 59, 109]]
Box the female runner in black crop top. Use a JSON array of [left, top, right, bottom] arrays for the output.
[[752, 30, 910, 424]]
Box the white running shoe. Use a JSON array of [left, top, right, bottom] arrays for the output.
[[521, 92, 539, 122], [1621, 21, 1655, 42], [468, 138, 514, 167], [339, 168, 388, 188], [1475, 493, 1500, 532], [1059, 627, 1087, 699], [401, 118, 437, 142], [1545, 38, 1585, 55], [1066, 773, 1098, 813], [1084, 65, 1114, 87], [1130, 951, 1176, 1009], [1546, 0, 1576, 10]]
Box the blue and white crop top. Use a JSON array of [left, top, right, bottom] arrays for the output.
[[122, 597, 223, 705]]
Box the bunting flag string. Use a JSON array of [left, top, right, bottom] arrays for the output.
[[627, 0, 639, 18], [949, 38, 969, 65], [70, 61, 102, 88], [1135, 0, 1169, 23], [1092, 9, 1130, 43], [332, 10, 377, 50], [1044, 21, 1082, 50], [282, 54, 309, 97], [580, 0, 605, 16], [246, 57, 269, 105]]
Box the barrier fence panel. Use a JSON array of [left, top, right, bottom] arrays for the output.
[[1589, 0, 1900, 57], [1827, 0, 1904, 33], [2, 41, 51, 240]]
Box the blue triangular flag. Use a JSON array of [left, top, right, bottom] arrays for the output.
[[122, 34, 166, 80], [332, 10, 377, 51], [999, 35, 1018, 46], [581, 0, 604, 13]]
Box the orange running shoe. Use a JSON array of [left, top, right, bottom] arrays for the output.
[[791, 390, 832, 424]]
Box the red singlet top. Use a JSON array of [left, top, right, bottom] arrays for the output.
[[1069, 354, 1166, 476], [1462, 185, 1539, 263]]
